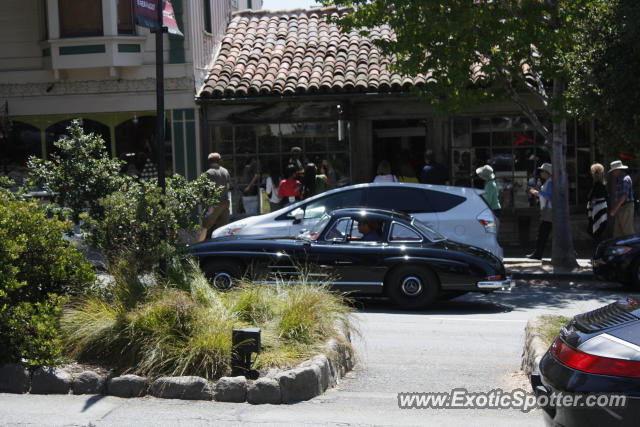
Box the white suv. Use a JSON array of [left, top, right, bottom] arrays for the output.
[[211, 183, 503, 259]]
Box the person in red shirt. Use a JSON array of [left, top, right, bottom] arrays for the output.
[[278, 164, 301, 206]]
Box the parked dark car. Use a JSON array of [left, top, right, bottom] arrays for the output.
[[593, 234, 640, 288], [190, 208, 512, 310], [531, 297, 640, 426]]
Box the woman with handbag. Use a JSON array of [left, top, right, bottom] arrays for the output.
[[586, 163, 608, 242]]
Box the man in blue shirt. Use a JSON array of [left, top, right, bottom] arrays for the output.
[[609, 160, 635, 237], [418, 150, 449, 185]]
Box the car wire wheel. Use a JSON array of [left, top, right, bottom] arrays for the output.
[[385, 265, 439, 310]]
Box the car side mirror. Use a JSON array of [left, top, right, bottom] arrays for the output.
[[292, 208, 304, 223]]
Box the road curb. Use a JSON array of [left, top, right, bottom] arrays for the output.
[[520, 316, 553, 375], [0, 332, 353, 404]]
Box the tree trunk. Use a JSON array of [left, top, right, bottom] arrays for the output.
[[551, 77, 578, 269]]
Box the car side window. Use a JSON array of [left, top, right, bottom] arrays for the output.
[[304, 189, 365, 219], [366, 187, 432, 213], [389, 223, 423, 242], [324, 218, 352, 242], [422, 189, 466, 212]]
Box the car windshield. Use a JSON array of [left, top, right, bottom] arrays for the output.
[[411, 218, 446, 242], [307, 213, 332, 240]]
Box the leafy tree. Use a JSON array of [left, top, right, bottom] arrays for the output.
[[322, 0, 604, 268], [566, 0, 640, 156], [27, 119, 126, 223], [86, 174, 220, 272]]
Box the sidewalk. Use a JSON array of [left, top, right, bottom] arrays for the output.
[[504, 258, 594, 280]]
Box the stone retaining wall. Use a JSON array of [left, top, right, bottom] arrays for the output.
[[0, 336, 354, 405], [520, 316, 553, 375]]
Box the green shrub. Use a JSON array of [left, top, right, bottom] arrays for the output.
[[85, 174, 219, 272], [27, 119, 126, 224], [0, 197, 95, 368], [62, 265, 354, 378]]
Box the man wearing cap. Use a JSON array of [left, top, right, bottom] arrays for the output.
[[527, 163, 553, 260], [197, 152, 231, 242], [609, 160, 635, 237]]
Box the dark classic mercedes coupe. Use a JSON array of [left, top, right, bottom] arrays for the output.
[[189, 208, 513, 309]]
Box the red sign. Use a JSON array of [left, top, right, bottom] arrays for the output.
[[135, 0, 183, 36]]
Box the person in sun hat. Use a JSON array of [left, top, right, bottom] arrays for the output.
[[608, 160, 635, 237], [526, 163, 553, 260], [475, 164, 501, 215]]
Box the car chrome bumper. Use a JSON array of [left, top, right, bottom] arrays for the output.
[[476, 277, 514, 291]]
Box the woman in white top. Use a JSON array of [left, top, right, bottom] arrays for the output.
[[264, 165, 282, 212], [373, 160, 398, 183]]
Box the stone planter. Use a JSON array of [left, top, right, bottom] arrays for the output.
[[0, 332, 354, 405]]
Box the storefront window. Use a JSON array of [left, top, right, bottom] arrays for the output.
[[451, 116, 590, 209], [207, 122, 351, 216]]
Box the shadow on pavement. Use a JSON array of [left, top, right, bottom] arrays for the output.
[[349, 279, 640, 315], [82, 394, 107, 412]]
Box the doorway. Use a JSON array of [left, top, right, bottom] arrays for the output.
[[372, 119, 427, 181]]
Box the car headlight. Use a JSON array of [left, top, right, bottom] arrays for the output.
[[211, 223, 247, 238], [605, 246, 633, 257]]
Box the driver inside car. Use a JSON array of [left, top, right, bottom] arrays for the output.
[[358, 219, 382, 242]]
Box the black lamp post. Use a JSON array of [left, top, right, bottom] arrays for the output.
[[151, 0, 167, 193]]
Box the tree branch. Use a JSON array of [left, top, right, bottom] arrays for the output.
[[496, 67, 552, 141]]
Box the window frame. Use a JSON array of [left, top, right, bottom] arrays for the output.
[[203, 0, 213, 34]]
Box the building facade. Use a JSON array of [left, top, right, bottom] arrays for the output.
[[197, 7, 602, 244], [0, 0, 240, 185]]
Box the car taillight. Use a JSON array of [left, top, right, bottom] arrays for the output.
[[551, 336, 640, 378], [487, 275, 503, 281], [476, 210, 497, 234]]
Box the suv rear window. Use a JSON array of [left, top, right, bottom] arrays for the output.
[[422, 189, 465, 212], [365, 187, 431, 212]]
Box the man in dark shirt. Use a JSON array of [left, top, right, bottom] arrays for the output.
[[358, 220, 382, 242], [418, 149, 449, 185]]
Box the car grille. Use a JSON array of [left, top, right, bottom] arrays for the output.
[[574, 301, 639, 333]]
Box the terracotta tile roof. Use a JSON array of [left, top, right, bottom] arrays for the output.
[[199, 7, 427, 99]]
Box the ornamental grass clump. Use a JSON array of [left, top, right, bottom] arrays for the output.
[[61, 262, 355, 378]]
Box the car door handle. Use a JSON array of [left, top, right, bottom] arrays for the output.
[[334, 260, 353, 265]]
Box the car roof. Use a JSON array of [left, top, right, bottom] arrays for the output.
[[329, 207, 413, 222], [281, 182, 481, 212]]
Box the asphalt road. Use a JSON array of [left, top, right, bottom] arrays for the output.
[[1, 278, 636, 426]]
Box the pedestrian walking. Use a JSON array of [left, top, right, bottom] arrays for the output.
[[373, 160, 398, 183], [418, 149, 449, 185], [264, 163, 282, 212], [278, 164, 301, 207], [609, 160, 635, 237], [475, 165, 501, 216], [241, 153, 260, 215], [526, 163, 553, 260], [301, 162, 328, 199], [197, 152, 230, 242], [586, 163, 608, 241]]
